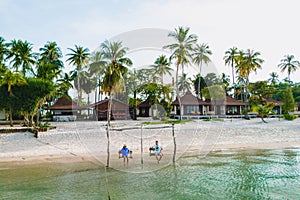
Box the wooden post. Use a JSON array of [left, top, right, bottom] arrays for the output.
[[172, 124, 176, 163], [141, 124, 143, 165]]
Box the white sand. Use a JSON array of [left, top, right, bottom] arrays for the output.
[[1, 118, 300, 169]]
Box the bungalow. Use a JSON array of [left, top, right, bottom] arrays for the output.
[[172, 91, 245, 117], [138, 99, 151, 117], [91, 98, 130, 121], [172, 90, 211, 116], [48, 95, 81, 121], [266, 99, 283, 115]]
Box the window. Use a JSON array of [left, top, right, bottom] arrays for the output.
[[186, 105, 199, 114]]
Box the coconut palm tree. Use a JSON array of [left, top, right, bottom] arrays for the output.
[[192, 43, 212, 99], [278, 54, 300, 82], [268, 72, 279, 86], [224, 47, 238, 86], [56, 72, 74, 96], [99, 40, 132, 167], [151, 55, 173, 85], [0, 37, 9, 69], [163, 26, 197, 119], [66, 45, 90, 105], [7, 39, 36, 75], [37, 42, 64, 81], [0, 69, 27, 126], [178, 73, 192, 94], [236, 49, 264, 118]]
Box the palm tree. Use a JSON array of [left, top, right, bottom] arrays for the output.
[[0, 37, 9, 69], [66, 45, 90, 105], [163, 26, 197, 119], [236, 49, 264, 118], [192, 43, 212, 99], [37, 42, 64, 81], [151, 55, 173, 85], [7, 39, 36, 75], [56, 72, 74, 96], [278, 54, 300, 82], [0, 69, 27, 126], [178, 73, 192, 94], [99, 40, 132, 167], [224, 47, 238, 86], [268, 72, 279, 86]]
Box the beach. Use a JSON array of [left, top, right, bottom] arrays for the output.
[[1, 118, 300, 169]]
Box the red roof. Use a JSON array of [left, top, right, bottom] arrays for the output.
[[138, 99, 151, 108]]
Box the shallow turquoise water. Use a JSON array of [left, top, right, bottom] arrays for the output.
[[1, 148, 299, 199]]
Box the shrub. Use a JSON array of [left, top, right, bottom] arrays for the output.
[[283, 114, 297, 121]]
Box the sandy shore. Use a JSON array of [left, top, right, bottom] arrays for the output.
[[1, 118, 300, 169]]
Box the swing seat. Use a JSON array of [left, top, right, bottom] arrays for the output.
[[118, 150, 133, 158], [149, 147, 155, 156]]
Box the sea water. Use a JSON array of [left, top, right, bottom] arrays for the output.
[[1, 148, 299, 199]]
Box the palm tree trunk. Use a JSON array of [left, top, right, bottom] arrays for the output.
[[245, 76, 249, 119], [176, 64, 182, 120], [198, 61, 203, 100], [231, 61, 235, 98]]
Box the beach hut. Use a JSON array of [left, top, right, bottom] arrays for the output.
[[266, 99, 283, 115], [91, 98, 130, 120], [48, 95, 80, 121], [138, 99, 151, 117], [171, 90, 211, 117]]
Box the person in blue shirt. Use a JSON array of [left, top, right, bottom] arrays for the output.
[[153, 140, 163, 164], [121, 144, 130, 165]]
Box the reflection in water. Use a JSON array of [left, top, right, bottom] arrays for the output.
[[1, 148, 299, 199]]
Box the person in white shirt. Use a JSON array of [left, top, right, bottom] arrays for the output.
[[153, 140, 163, 163]]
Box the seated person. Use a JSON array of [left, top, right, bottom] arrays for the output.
[[153, 140, 163, 164], [120, 144, 130, 165]]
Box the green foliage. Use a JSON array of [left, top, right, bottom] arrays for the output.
[[257, 103, 275, 123], [283, 114, 297, 120], [282, 86, 295, 114]]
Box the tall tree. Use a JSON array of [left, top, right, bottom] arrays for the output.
[[66, 45, 90, 105], [0, 37, 9, 69], [268, 72, 279, 86], [0, 69, 27, 126], [151, 54, 172, 85], [178, 73, 192, 94], [224, 47, 238, 86], [236, 49, 264, 118], [278, 54, 300, 82], [7, 39, 36, 75], [37, 42, 64, 81], [192, 43, 212, 99], [164, 26, 197, 119], [99, 40, 132, 167], [282, 86, 295, 114]]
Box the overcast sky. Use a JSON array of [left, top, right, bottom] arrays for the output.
[[1, 0, 300, 83]]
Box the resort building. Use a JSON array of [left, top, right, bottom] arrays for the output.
[[91, 98, 131, 120], [171, 91, 245, 118], [266, 99, 283, 115], [48, 95, 80, 121]]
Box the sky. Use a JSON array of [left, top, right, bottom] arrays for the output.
[[1, 0, 300, 84]]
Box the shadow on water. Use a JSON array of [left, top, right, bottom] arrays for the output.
[[1, 148, 299, 199]]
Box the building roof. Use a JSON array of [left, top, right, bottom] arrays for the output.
[[266, 98, 283, 106], [88, 98, 129, 109], [222, 95, 246, 106], [172, 90, 210, 106], [138, 99, 151, 108], [48, 95, 81, 110]]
